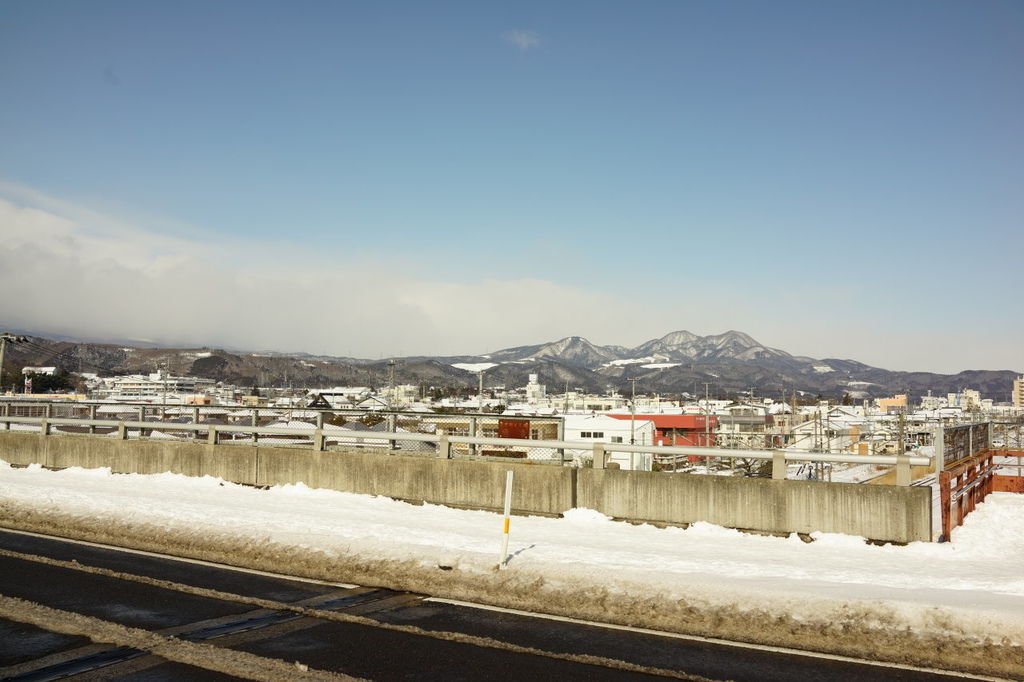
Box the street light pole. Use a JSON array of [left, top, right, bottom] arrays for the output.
[[629, 377, 638, 445]]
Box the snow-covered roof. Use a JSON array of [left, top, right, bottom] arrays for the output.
[[22, 366, 57, 375], [564, 413, 654, 430]]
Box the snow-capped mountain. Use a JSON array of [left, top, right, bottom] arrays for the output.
[[524, 336, 623, 365], [9, 330, 1018, 400], [631, 330, 789, 363], [490, 330, 793, 368]]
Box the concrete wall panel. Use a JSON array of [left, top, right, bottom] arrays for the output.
[[0, 432, 45, 466], [0, 432, 930, 542], [255, 447, 574, 515], [577, 469, 931, 543]]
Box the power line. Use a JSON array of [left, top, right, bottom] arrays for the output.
[[11, 339, 119, 375]]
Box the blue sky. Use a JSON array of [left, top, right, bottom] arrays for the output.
[[1, 1, 1021, 373]]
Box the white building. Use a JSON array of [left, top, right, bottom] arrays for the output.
[[786, 406, 868, 454], [563, 414, 655, 470], [920, 393, 948, 410], [21, 366, 57, 376], [309, 387, 373, 409], [378, 384, 420, 409], [98, 371, 216, 402], [947, 389, 982, 411], [525, 373, 546, 405]]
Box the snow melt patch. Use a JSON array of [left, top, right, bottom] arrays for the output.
[[813, 365, 834, 373]]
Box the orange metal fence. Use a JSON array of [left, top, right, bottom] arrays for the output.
[[940, 449, 1024, 541], [939, 451, 997, 542], [993, 450, 1024, 494]]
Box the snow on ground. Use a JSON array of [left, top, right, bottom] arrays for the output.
[[1, 460, 1022, 622], [2, 458, 1024, 677]]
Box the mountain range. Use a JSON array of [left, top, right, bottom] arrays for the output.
[[3, 329, 1019, 402]]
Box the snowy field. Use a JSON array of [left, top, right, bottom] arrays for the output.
[[1, 459, 1022, 676]]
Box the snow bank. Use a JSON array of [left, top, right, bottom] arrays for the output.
[[0, 460, 1022, 677]]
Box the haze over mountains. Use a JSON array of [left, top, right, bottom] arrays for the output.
[[6, 329, 1019, 402]]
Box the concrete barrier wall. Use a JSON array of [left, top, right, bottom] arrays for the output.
[[0, 432, 930, 542], [578, 469, 932, 543], [0, 432, 257, 483], [0, 432, 573, 516], [255, 447, 575, 515]]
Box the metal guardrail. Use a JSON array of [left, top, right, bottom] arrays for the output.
[[0, 415, 931, 484]]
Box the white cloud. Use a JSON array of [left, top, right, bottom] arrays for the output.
[[0, 188, 666, 358], [503, 29, 541, 51], [1, 184, 1018, 374]]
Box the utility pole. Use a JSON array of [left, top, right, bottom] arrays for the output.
[[703, 382, 711, 447], [478, 369, 485, 413], [162, 361, 168, 419], [629, 377, 638, 445], [0, 333, 26, 394], [387, 359, 396, 411], [898, 407, 906, 456]]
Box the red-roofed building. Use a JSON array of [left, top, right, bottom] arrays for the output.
[[606, 414, 718, 447]]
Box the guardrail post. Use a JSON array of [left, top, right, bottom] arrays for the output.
[[896, 455, 911, 486], [118, 422, 128, 440], [193, 406, 200, 424], [89, 405, 97, 434], [207, 425, 218, 445], [388, 413, 397, 452], [316, 411, 325, 429], [40, 418, 50, 436], [44, 403, 52, 420], [313, 428, 325, 451], [772, 451, 787, 480], [252, 409, 259, 446], [934, 427, 944, 476], [592, 443, 606, 469], [437, 430, 450, 459]]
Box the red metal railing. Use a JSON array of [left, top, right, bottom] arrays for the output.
[[994, 450, 1024, 493], [939, 451, 998, 542]]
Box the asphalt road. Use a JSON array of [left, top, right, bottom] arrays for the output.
[[0, 529, 985, 681]]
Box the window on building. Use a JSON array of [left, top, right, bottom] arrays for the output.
[[611, 436, 623, 443], [592, 432, 604, 438], [581, 431, 592, 438]]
